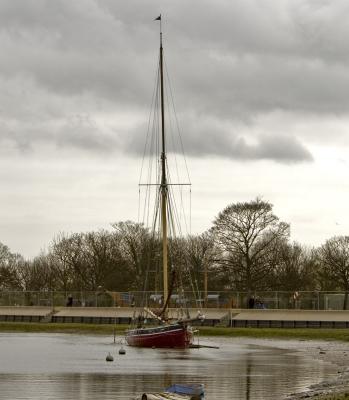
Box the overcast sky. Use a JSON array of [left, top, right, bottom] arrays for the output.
[[1, 0, 349, 257]]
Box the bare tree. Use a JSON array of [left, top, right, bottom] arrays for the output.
[[270, 241, 317, 291], [16, 253, 56, 291], [0, 242, 22, 290], [80, 230, 126, 290], [317, 236, 349, 310], [211, 198, 290, 293], [112, 221, 156, 290], [184, 233, 218, 297], [50, 233, 84, 291]]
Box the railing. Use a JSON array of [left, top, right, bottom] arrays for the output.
[[1, 290, 349, 310]]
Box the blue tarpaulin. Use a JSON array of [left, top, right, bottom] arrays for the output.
[[166, 384, 204, 396]]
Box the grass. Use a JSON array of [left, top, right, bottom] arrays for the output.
[[0, 322, 129, 334], [2, 322, 349, 342], [197, 326, 349, 341]]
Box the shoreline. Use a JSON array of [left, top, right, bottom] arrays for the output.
[[1, 323, 349, 398], [1, 322, 349, 340], [230, 337, 349, 400], [280, 339, 349, 400]]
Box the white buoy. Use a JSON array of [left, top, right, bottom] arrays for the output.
[[106, 352, 114, 362], [119, 346, 126, 355]]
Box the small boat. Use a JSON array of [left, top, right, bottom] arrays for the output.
[[140, 393, 197, 400], [166, 384, 204, 397], [139, 383, 204, 400]]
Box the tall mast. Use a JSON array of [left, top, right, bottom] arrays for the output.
[[159, 16, 169, 306]]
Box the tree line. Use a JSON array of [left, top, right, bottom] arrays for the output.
[[1, 199, 348, 297]]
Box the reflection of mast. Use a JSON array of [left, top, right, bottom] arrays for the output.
[[159, 16, 169, 306], [245, 353, 252, 400]]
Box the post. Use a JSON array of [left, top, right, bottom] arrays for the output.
[[275, 291, 278, 309], [204, 263, 208, 307]]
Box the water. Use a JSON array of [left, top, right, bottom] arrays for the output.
[[0, 333, 336, 399]]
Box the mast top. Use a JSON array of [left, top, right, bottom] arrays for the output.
[[155, 14, 163, 47]]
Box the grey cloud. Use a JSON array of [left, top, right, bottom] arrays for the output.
[[0, 0, 345, 162], [1, 0, 349, 115], [126, 114, 312, 163], [2, 108, 312, 163], [56, 114, 120, 153], [186, 132, 313, 164], [0, 1, 156, 106], [244, 134, 313, 163]]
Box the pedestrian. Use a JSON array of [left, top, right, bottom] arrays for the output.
[[248, 296, 255, 309], [66, 294, 73, 307]]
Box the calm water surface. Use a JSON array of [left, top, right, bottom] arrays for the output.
[[0, 333, 336, 399]]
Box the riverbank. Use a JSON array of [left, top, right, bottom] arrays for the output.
[[258, 337, 349, 400], [223, 337, 349, 399], [285, 340, 349, 399], [0, 321, 128, 334], [2, 322, 349, 341]]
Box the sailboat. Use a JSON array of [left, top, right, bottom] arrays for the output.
[[125, 16, 203, 348]]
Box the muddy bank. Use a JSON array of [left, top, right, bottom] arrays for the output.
[[284, 340, 349, 399], [245, 338, 349, 399]]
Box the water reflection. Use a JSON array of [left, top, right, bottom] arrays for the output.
[[246, 353, 252, 400], [0, 333, 336, 399]]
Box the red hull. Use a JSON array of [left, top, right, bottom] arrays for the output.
[[126, 323, 192, 348]]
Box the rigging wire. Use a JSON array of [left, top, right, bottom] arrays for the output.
[[139, 54, 160, 187], [142, 58, 161, 228], [139, 55, 161, 228], [190, 188, 192, 235], [136, 45, 202, 311], [164, 58, 191, 185], [137, 187, 141, 223], [163, 60, 191, 236], [138, 55, 162, 310]]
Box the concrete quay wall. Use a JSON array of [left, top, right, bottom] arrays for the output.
[[1, 306, 349, 328]]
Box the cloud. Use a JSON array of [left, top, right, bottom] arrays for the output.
[[1, 0, 349, 113], [56, 114, 118, 153], [247, 134, 313, 163], [0, 0, 348, 258], [183, 130, 313, 164], [126, 113, 312, 163], [0, 0, 346, 162]]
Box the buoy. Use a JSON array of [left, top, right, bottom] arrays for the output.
[[119, 346, 126, 355], [106, 352, 114, 362]]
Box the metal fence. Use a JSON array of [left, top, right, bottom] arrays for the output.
[[1, 290, 349, 310]]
